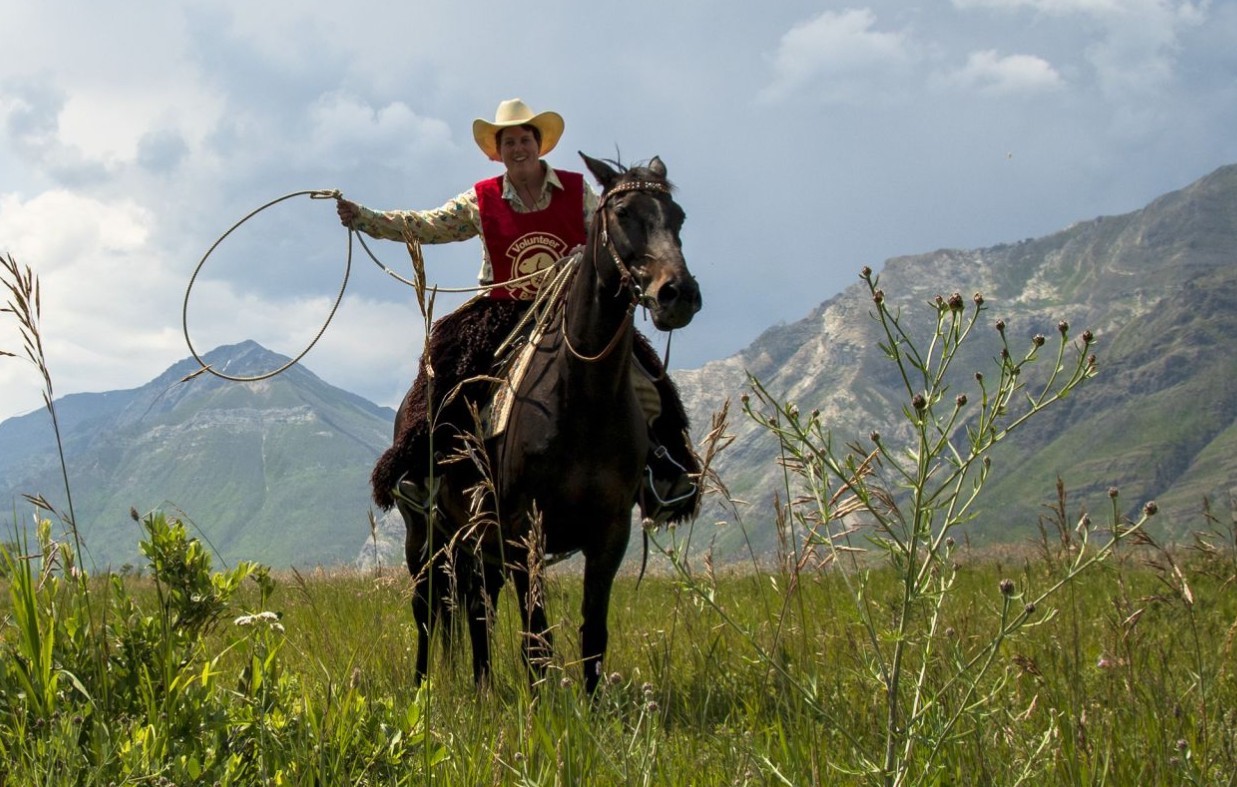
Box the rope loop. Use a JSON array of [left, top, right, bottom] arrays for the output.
[[181, 189, 353, 383]]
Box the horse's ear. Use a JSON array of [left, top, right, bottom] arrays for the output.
[[580, 152, 618, 191], [649, 156, 666, 179]]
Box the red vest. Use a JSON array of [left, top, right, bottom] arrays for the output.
[[475, 170, 587, 300]]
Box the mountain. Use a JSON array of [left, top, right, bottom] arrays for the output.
[[674, 163, 1237, 556], [7, 166, 1235, 570], [0, 341, 396, 569]]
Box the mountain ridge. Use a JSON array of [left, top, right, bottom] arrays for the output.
[[4, 165, 1235, 566]]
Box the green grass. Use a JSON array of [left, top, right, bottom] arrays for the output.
[[4, 515, 1233, 785]]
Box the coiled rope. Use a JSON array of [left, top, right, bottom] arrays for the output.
[[181, 188, 559, 383]]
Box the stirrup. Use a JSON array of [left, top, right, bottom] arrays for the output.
[[393, 475, 439, 517], [641, 445, 698, 526]]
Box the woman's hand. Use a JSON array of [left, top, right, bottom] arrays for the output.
[[336, 198, 360, 228]]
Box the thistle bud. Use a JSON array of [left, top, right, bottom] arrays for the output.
[[1032, 334, 1046, 347], [956, 394, 967, 407], [870, 431, 881, 444], [912, 393, 927, 411], [995, 319, 1006, 334], [948, 292, 964, 311], [999, 578, 1015, 596], [1108, 487, 1119, 499], [1082, 330, 1094, 344], [873, 289, 885, 304], [1144, 501, 1158, 516], [861, 266, 872, 279], [973, 292, 984, 306]]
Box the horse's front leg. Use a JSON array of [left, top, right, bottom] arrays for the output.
[[464, 552, 504, 687], [580, 518, 631, 694], [510, 546, 553, 687]]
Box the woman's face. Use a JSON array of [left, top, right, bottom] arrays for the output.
[[498, 126, 542, 181]]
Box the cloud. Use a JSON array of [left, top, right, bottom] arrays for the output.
[[944, 50, 1065, 95], [951, 0, 1209, 98], [759, 8, 915, 104]]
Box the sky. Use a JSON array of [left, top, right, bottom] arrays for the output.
[[2, 0, 1235, 424]]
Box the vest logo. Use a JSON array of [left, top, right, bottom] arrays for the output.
[[505, 232, 568, 299]]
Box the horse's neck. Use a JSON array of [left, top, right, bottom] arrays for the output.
[[560, 242, 635, 377]]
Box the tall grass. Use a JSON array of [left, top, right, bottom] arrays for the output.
[[3, 253, 1236, 783]]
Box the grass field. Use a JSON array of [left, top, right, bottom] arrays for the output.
[[4, 254, 1235, 784], [3, 511, 1235, 785]]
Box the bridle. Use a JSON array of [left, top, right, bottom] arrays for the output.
[[562, 179, 674, 363]]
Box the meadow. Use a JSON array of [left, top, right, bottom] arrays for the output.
[[2, 511, 1235, 785], [4, 253, 1235, 784]]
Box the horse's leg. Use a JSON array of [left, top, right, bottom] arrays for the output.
[[464, 552, 504, 687], [401, 502, 435, 685], [509, 546, 553, 687], [580, 522, 630, 694]]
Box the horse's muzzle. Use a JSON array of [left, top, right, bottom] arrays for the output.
[[650, 274, 702, 331]]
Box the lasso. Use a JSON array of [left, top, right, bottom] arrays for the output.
[[180, 189, 556, 383]]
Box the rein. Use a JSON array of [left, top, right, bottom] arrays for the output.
[[562, 180, 672, 363]]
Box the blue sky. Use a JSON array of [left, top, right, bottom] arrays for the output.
[[2, 0, 1234, 422]]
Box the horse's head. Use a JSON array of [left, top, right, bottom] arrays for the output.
[[581, 153, 702, 331]]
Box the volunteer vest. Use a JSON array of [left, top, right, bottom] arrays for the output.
[[475, 170, 587, 300]]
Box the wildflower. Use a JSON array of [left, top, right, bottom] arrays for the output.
[[1096, 655, 1113, 669], [999, 578, 1015, 596], [1032, 334, 1046, 347], [608, 671, 623, 686], [948, 292, 964, 311], [912, 393, 927, 411], [955, 394, 967, 408], [739, 393, 749, 406], [1082, 329, 1094, 344], [1108, 487, 1119, 499], [973, 292, 984, 306], [1024, 602, 1036, 616], [861, 266, 872, 279], [1058, 320, 1069, 335], [873, 289, 884, 304], [870, 431, 881, 444], [995, 319, 1006, 334], [1144, 500, 1158, 516]]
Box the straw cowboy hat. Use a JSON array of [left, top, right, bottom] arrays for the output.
[[472, 98, 565, 161]]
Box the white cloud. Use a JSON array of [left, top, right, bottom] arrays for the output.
[[951, 0, 1210, 98], [760, 8, 915, 103], [945, 50, 1065, 95]]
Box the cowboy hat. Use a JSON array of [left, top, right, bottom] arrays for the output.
[[472, 98, 565, 161]]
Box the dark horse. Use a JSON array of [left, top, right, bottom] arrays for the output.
[[390, 153, 701, 694]]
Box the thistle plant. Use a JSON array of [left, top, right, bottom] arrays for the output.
[[660, 267, 1158, 784]]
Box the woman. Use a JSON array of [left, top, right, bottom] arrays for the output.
[[337, 98, 697, 523]]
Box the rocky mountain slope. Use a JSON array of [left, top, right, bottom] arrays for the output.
[[674, 163, 1237, 556]]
